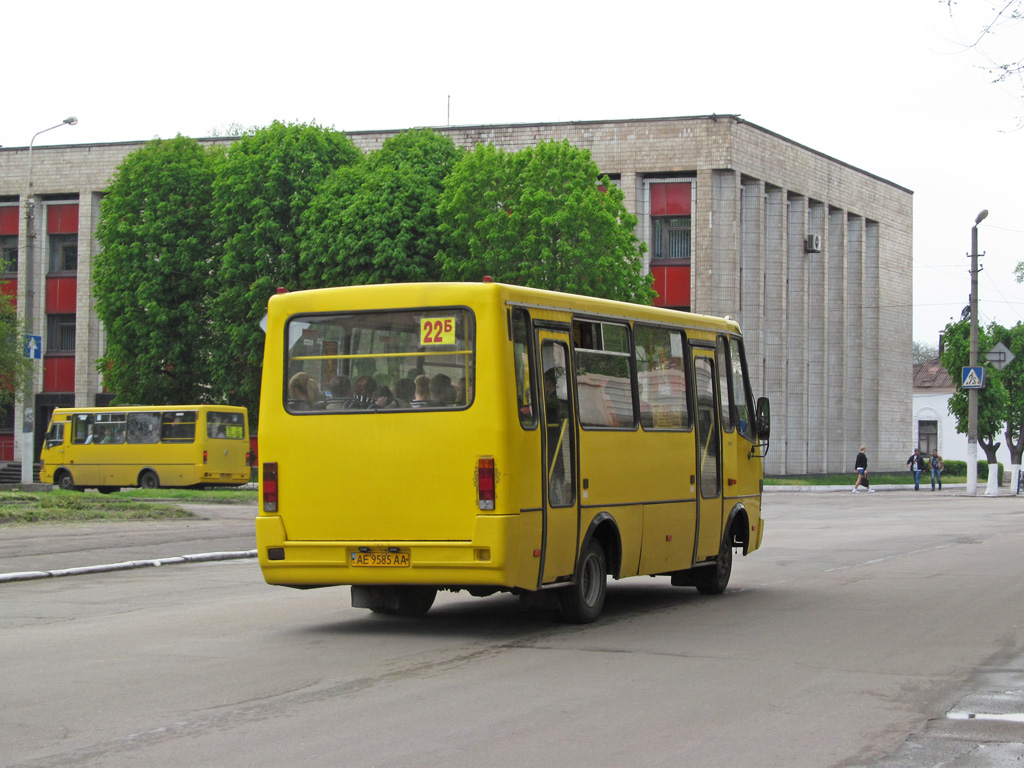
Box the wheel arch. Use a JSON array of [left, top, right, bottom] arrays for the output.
[[725, 502, 751, 555], [137, 467, 160, 487], [580, 511, 623, 578]]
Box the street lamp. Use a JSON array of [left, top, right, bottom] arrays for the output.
[[967, 208, 989, 496], [20, 116, 78, 486]]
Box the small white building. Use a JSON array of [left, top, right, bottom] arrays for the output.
[[912, 356, 1011, 468]]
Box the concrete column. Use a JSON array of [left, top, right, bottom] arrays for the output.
[[827, 208, 848, 472], [739, 177, 765, 398], [863, 221, 881, 458], [846, 216, 865, 458], [710, 169, 740, 317], [807, 201, 827, 473], [77, 192, 103, 407], [763, 185, 787, 476], [786, 194, 808, 475]]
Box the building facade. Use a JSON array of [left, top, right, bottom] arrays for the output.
[[0, 115, 913, 475]]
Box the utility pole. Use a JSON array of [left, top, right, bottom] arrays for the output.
[[20, 116, 77, 486], [967, 208, 988, 496]]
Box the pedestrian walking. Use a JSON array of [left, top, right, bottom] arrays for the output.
[[852, 445, 875, 493], [907, 448, 926, 490], [929, 449, 943, 490]]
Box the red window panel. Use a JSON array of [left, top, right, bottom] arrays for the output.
[[47, 204, 79, 234], [45, 276, 77, 313], [1, 279, 15, 302], [650, 182, 691, 216], [0, 206, 18, 235], [43, 356, 75, 392], [0, 434, 13, 462], [650, 265, 691, 309]]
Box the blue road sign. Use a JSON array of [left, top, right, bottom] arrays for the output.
[[962, 366, 985, 389], [23, 334, 42, 360]]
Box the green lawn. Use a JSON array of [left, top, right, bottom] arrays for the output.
[[764, 473, 963, 486], [0, 488, 256, 524]]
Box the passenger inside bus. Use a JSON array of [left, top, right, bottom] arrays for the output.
[[394, 378, 415, 407], [411, 375, 431, 407], [325, 375, 355, 410], [429, 374, 453, 405], [288, 372, 320, 411], [352, 376, 377, 408]]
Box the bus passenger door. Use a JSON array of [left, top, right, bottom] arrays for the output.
[[692, 353, 723, 561], [537, 332, 579, 583]]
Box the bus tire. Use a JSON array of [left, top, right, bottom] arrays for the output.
[[694, 536, 733, 595], [558, 538, 607, 623], [395, 587, 437, 617], [139, 471, 160, 490], [55, 470, 78, 492]]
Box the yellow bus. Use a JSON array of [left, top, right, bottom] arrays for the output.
[[39, 405, 251, 492], [256, 282, 769, 622]]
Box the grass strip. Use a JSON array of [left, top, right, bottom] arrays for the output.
[[0, 492, 199, 524]]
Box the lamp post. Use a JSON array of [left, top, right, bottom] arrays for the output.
[[20, 116, 78, 486], [967, 208, 989, 496]]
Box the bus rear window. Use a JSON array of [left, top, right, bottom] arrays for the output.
[[285, 309, 475, 413], [207, 411, 246, 439]]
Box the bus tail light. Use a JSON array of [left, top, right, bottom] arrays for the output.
[[203, 450, 208, 465], [477, 458, 495, 511], [263, 462, 278, 512]]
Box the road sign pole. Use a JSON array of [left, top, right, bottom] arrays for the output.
[[968, 210, 988, 496]]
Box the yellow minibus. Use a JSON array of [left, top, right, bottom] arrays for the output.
[[39, 405, 251, 492], [256, 282, 769, 622]]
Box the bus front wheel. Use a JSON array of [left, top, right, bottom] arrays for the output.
[[558, 538, 607, 624], [55, 471, 78, 492], [693, 537, 733, 595], [139, 471, 160, 490]]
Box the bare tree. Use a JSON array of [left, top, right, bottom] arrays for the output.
[[945, 1, 1024, 99]]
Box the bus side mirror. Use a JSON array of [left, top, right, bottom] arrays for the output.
[[755, 397, 770, 440]]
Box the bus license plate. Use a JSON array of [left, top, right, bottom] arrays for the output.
[[351, 551, 410, 567]]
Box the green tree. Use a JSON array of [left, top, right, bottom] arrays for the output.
[[437, 140, 655, 304], [94, 135, 221, 404], [988, 321, 1024, 467], [299, 128, 461, 287], [940, 317, 1009, 469], [0, 287, 32, 410], [209, 122, 363, 420]]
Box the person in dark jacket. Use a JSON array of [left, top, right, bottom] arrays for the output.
[[907, 448, 926, 490], [853, 445, 874, 493]]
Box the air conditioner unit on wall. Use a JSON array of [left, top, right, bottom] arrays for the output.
[[805, 234, 821, 253]]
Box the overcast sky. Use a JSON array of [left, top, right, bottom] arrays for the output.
[[5, 0, 1022, 347]]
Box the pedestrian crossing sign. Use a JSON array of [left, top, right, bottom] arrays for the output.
[[962, 366, 984, 389]]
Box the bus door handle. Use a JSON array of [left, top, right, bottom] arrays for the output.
[[690, 474, 695, 484]]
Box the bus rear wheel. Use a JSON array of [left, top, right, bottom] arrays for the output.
[[558, 538, 607, 623], [357, 586, 437, 617], [139, 471, 160, 490]]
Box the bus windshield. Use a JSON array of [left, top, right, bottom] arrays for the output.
[[285, 309, 475, 412]]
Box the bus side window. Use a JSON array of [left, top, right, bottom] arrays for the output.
[[72, 414, 94, 444], [46, 422, 65, 447], [512, 308, 537, 428]]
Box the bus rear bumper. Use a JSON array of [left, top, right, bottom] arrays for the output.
[[255, 514, 519, 589]]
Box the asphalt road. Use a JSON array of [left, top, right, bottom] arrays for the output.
[[2, 490, 1023, 767]]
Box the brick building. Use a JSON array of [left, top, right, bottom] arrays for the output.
[[0, 115, 913, 475]]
